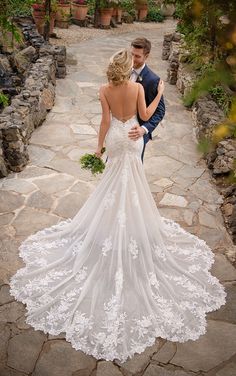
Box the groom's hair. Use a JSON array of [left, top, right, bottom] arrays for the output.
[[131, 38, 151, 55]]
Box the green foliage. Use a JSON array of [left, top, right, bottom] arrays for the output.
[[0, 0, 34, 47], [163, 0, 176, 3], [174, 0, 236, 126], [80, 147, 106, 175], [87, 0, 95, 15], [209, 85, 232, 115], [0, 92, 9, 108], [183, 62, 234, 109], [147, 8, 164, 22], [120, 0, 135, 14], [99, 0, 120, 8]]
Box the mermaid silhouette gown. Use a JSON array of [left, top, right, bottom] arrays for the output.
[[10, 115, 226, 362]]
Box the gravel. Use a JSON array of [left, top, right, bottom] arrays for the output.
[[50, 22, 165, 46]]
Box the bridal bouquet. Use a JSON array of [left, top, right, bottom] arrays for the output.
[[80, 147, 106, 175]]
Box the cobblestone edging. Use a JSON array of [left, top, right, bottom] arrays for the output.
[[0, 19, 66, 177], [162, 31, 236, 246]]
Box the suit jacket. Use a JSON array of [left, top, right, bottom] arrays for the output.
[[136, 65, 165, 145]]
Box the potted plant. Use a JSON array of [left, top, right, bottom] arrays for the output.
[[71, 0, 88, 21], [31, 0, 46, 34], [99, 0, 114, 27], [31, 0, 58, 35], [135, 0, 148, 21], [56, 0, 71, 28], [31, 0, 46, 13], [160, 0, 176, 17]]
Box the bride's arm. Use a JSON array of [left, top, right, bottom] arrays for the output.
[[137, 81, 164, 121], [95, 86, 111, 157]]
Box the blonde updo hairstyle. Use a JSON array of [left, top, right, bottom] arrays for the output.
[[106, 49, 133, 86]]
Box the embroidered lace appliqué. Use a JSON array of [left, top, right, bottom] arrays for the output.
[[9, 117, 227, 363]]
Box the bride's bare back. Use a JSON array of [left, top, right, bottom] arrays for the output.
[[96, 78, 164, 156], [102, 81, 139, 122]]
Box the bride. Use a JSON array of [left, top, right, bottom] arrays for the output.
[[10, 49, 226, 363]]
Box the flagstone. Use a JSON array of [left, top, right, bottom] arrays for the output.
[[153, 178, 174, 188], [56, 78, 83, 97], [97, 361, 123, 376], [171, 321, 236, 372], [152, 342, 177, 364], [90, 114, 102, 126], [0, 301, 25, 323], [28, 145, 55, 166], [159, 193, 188, 207], [53, 192, 88, 218], [7, 330, 46, 374], [208, 283, 236, 324], [145, 156, 183, 179], [31, 123, 74, 147], [1, 179, 37, 194], [70, 123, 97, 135], [0, 284, 13, 305], [143, 364, 194, 376], [0, 323, 11, 363], [12, 207, 59, 236], [211, 254, 236, 282], [198, 208, 218, 229], [215, 362, 236, 376], [0, 191, 24, 213], [17, 166, 56, 179], [33, 173, 75, 194], [0, 213, 15, 226], [26, 190, 53, 211], [32, 341, 96, 376]]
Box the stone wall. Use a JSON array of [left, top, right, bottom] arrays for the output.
[[163, 31, 236, 244], [192, 96, 225, 140], [162, 32, 195, 94], [0, 55, 56, 175], [15, 18, 67, 79], [0, 18, 66, 177]]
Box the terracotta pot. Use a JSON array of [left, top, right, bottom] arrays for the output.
[[136, 4, 148, 20], [56, 20, 69, 28], [56, 3, 71, 22], [99, 8, 113, 26], [72, 4, 88, 20], [32, 3, 45, 11], [32, 4, 46, 18]]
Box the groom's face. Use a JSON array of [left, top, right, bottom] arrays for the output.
[[131, 47, 148, 69]]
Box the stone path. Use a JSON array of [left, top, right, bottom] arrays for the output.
[[1, 20, 236, 376]]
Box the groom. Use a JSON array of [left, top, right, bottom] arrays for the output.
[[129, 37, 165, 161]]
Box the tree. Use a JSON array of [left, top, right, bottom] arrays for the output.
[[44, 0, 51, 41]]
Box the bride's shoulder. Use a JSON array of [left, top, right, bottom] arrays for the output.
[[100, 83, 109, 92], [128, 81, 141, 90], [132, 82, 143, 93]]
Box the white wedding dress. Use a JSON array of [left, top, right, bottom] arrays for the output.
[[10, 115, 226, 362]]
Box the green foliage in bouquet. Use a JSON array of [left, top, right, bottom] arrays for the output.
[[80, 147, 106, 175]]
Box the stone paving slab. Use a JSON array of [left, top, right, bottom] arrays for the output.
[[0, 20, 236, 376]]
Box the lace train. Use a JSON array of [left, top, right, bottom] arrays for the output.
[[10, 116, 226, 362]]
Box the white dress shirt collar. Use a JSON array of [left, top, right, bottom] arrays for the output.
[[133, 63, 146, 75]]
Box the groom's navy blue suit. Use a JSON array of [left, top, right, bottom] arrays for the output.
[[136, 65, 165, 161]]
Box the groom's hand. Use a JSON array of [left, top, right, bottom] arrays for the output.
[[128, 125, 145, 141]]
